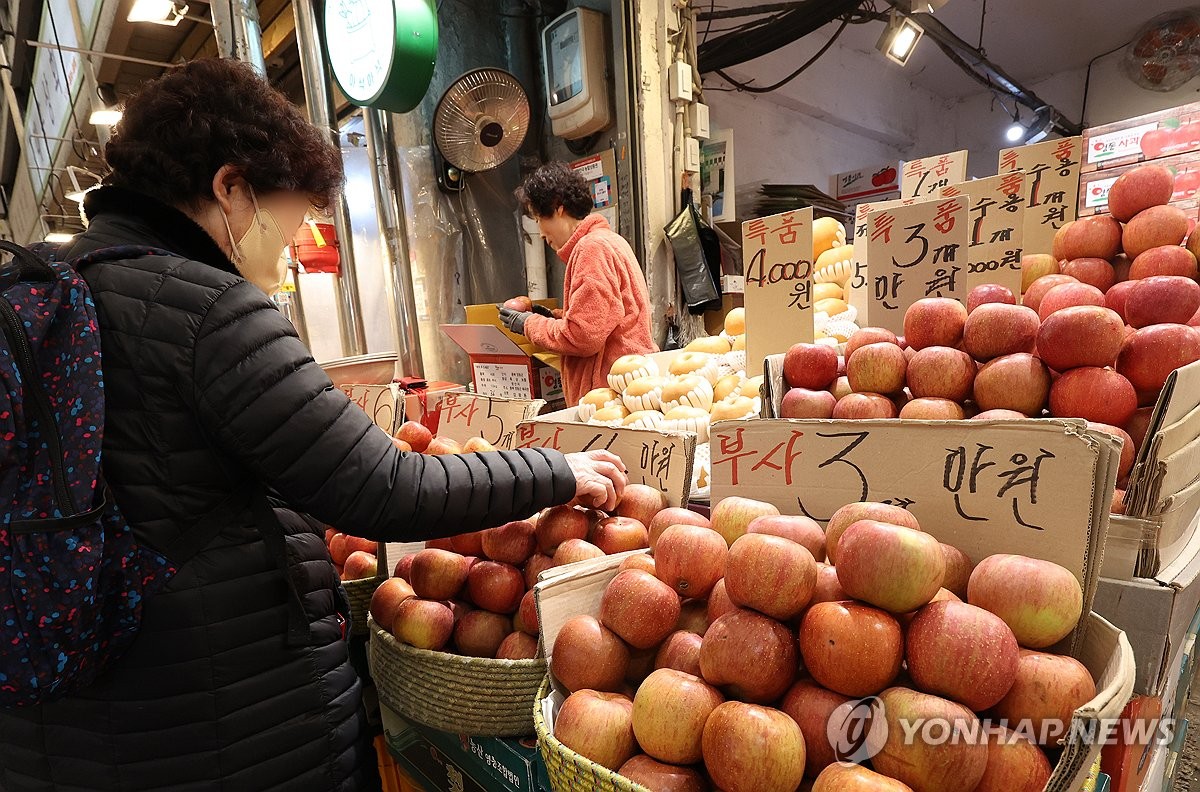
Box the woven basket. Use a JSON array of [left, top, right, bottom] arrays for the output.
[[343, 541, 388, 637], [534, 676, 652, 792], [368, 615, 547, 736]]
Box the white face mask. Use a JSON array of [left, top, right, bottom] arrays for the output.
[[221, 186, 288, 295]]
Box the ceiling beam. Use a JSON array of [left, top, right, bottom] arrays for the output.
[[97, 0, 137, 83], [261, 5, 297, 61]]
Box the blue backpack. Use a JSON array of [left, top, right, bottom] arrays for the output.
[[0, 240, 176, 707]]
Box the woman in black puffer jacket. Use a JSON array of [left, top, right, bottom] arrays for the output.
[[0, 59, 626, 792]]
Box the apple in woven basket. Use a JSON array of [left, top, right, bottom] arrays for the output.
[[391, 598, 454, 651], [554, 689, 638, 771], [453, 609, 511, 658], [409, 548, 470, 601], [496, 631, 538, 660], [369, 578, 415, 631], [551, 614, 630, 693], [702, 701, 806, 792], [342, 550, 377, 581], [632, 668, 725, 765], [617, 755, 708, 792]]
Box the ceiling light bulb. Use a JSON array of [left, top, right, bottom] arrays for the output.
[[128, 0, 178, 22], [891, 27, 919, 58], [44, 232, 76, 244], [89, 108, 123, 126], [1005, 123, 1025, 142]]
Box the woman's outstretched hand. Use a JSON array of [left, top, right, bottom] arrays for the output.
[[565, 450, 628, 512]]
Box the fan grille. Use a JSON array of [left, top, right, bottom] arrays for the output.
[[434, 68, 531, 172]]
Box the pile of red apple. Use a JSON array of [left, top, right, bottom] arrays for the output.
[[548, 497, 1095, 792], [368, 484, 670, 661], [391, 419, 498, 455], [325, 529, 380, 582]]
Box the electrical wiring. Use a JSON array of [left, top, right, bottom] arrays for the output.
[[1080, 39, 1130, 126], [42, 1, 90, 162], [714, 16, 850, 94]]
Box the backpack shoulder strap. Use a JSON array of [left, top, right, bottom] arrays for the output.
[[68, 245, 181, 270]]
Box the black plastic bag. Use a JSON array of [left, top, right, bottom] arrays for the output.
[[664, 190, 722, 315]]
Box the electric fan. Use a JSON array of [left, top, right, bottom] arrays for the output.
[[433, 68, 531, 192], [1122, 8, 1200, 92]]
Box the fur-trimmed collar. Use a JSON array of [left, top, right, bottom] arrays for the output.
[[82, 185, 239, 276]]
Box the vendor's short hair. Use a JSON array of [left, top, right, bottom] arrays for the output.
[[516, 162, 594, 220], [104, 58, 344, 209]]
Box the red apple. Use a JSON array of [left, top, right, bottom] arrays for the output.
[[655, 524, 728, 599], [1108, 164, 1174, 222], [394, 420, 433, 453], [748, 514, 825, 561], [1051, 221, 1074, 261], [523, 553, 554, 588], [655, 630, 704, 676], [328, 533, 350, 565], [992, 650, 1097, 745], [905, 346, 975, 402], [710, 496, 780, 546], [1122, 205, 1189, 259], [1021, 253, 1060, 293], [809, 562, 849, 607], [1114, 253, 1133, 282], [424, 537, 454, 551], [781, 387, 838, 418], [1049, 366, 1138, 426], [1035, 305, 1124, 371], [967, 284, 1016, 312], [1061, 257, 1116, 292], [633, 668, 725, 765], [962, 303, 1040, 361], [833, 392, 899, 419], [781, 679, 852, 778], [1112, 487, 1128, 514], [1130, 244, 1199, 279], [1022, 274, 1078, 314], [343, 550, 378, 581], [601, 570, 681, 649], [1118, 324, 1200, 393], [616, 483, 668, 527], [1057, 214, 1122, 260], [592, 516, 650, 554], [700, 608, 798, 703], [1125, 275, 1200, 328], [971, 408, 1028, 419], [1037, 282, 1107, 320], [518, 589, 539, 635], [392, 598, 455, 650], [973, 726, 1053, 792], [648, 507, 711, 550], [813, 763, 915, 791], [904, 298, 968, 350], [370, 577, 416, 631], [1105, 280, 1138, 321], [836, 520, 945, 613], [619, 553, 657, 575], [726, 533, 817, 620], [462, 436, 497, 453], [425, 437, 463, 455], [973, 353, 1050, 416], [504, 295, 534, 312], [847, 342, 908, 395], [906, 600, 1019, 710], [481, 520, 536, 565], [466, 560, 524, 614], [900, 397, 965, 419], [845, 327, 900, 360], [968, 554, 1083, 648], [392, 555, 415, 584], [554, 689, 637, 770], [454, 609, 511, 657], [409, 548, 470, 600], [799, 602, 902, 697], [617, 756, 708, 791], [702, 702, 806, 792], [496, 630, 539, 660], [1125, 406, 1155, 450], [784, 342, 840, 390], [551, 614, 630, 693], [872, 687, 988, 792], [707, 579, 737, 624], [1087, 421, 1135, 479], [825, 502, 921, 564], [939, 543, 974, 598], [391, 437, 412, 452], [553, 538, 605, 566], [898, 587, 961, 627], [536, 505, 591, 553], [830, 375, 854, 400]]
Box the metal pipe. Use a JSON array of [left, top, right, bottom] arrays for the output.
[[23, 41, 177, 68], [210, 0, 266, 74], [0, 44, 27, 141], [292, 0, 368, 357], [363, 108, 423, 375], [286, 262, 311, 346]]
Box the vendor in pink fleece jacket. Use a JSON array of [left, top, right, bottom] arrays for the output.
[[501, 162, 657, 405]]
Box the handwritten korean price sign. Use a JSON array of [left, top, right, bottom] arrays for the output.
[[514, 420, 696, 506], [999, 136, 1082, 259], [341, 384, 400, 435], [940, 172, 1026, 295], [864, 196, 970, 335], [708, 419, 1108, 583], [852, 197, 925, 324], [742, 207, 815, 365], [900, 150, 968, 199], [436, 392, 543, 450]]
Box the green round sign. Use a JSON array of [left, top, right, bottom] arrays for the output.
[[323, 0, 438, 113]]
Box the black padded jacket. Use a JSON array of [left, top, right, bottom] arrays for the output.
[[0, 187, 576, 791]]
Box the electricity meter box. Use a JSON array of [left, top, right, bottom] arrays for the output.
[[541, 7, 612, 140]]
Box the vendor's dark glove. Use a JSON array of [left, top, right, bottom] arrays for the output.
[[531, 304, 554, 318], [498, 307, 532, 335]]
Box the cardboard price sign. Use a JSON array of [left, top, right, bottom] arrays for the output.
[[342, 384, 401, 435], [864, 196, 970, 335], [513, 421, 696, 506], [742, 208, 815, 365], [940, 172, 1027, 295], [435, 392, 544, 450], [999, 136, 1082, 258], [852, 197, 930, 324], [900, 150, 968, 199], [708, 419, 1118, 588]]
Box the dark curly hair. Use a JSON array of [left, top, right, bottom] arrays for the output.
[[103, 58, 343, 209], [515, 162, 594, 220]]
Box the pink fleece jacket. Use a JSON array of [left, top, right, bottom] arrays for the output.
[[524, 214, 657, 405]]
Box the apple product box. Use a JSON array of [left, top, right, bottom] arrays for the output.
[[1082, 102, 1200, 174], [533, 554, 1134, 792], [442, 302, 564, 408]]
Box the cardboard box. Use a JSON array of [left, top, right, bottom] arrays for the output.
[[442, 301, 564, 408], [1082, 102, 1200, 173], [533, 554, 1134, 792], [1078, 150, 1200, 216], [340, 380, 465, 435], [433, 391, 544, 450], [381, 703, 551, 792]]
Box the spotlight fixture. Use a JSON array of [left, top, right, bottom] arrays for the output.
[[1005, 123, 1025, 142], [128, 0, 189, 25], [876, 11, 924, 66], [89, 108, 122, 126], [44, 232, 76, 244], [1023, 106, 1055, 144]]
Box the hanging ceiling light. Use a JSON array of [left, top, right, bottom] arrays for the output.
[[128, 0, 189, 25], [1023, 106, 1055, 144], [877, 11, 925, 66], [89, 108, 122, 126], [44, 231, 76, 244]]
